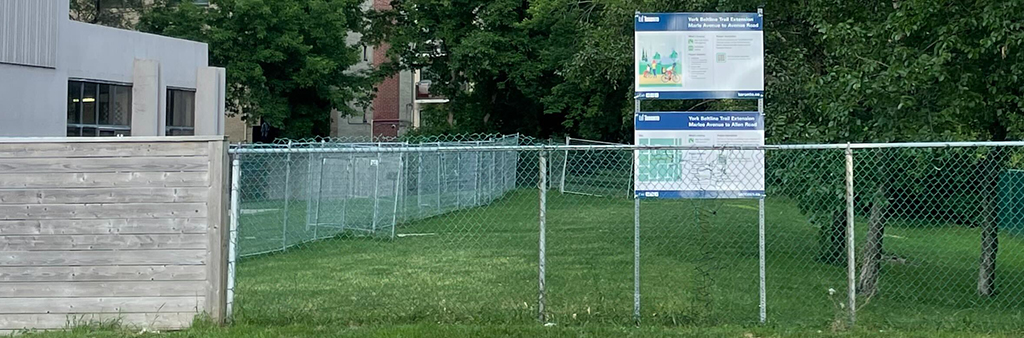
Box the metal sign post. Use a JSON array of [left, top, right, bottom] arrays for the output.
[[633, 98, 642, 324], [758, 98, 767, 324]]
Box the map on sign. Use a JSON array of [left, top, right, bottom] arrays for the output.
[[634, 12, 764, 100], [634, 112, 765, 199]]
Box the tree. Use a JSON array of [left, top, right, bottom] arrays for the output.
[[70, 0, 147, 29], [802, 0, 1019, 294], [138, 0, 373, 138], [372, 0, 1024, 297], [789, 0, 1024, 295], [364, 0, 575, 138], [367, 0, 779, 141]]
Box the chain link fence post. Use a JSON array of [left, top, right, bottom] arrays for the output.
[[437, 150, 443, 214], [313, 157, 326, 240], [418, 152, 423, 214], [845, 143, 857, 327], [457, 152, 462, 208], [391, 153, 402, 240], [343, 155, 353, 229], [538, 150, 548, 323], [305, 151, 315, 232], [372, 151, 381, 233], [227, 157, 241, 322], [282, 141, 292, 252]]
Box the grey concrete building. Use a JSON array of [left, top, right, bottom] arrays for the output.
[[0, 0, 225, 138]]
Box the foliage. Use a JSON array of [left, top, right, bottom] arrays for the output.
[[796, 0, 1024, 144], [138, 0, 373, 138], [69, 0, 148, 29], [369, 0, 1024, 141], [363, 0, 568, 138]]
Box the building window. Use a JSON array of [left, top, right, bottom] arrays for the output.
[[67, 81, 132, 137], [166, 89, 196, 136]]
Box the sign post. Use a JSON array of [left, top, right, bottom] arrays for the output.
[[758, 97, 766, 324], [633, 10, 766, 324], [633, 98, 642, 324]]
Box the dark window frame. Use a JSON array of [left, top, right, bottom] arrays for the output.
[[67, 80, 132, 137], [166, 88, 197, 136]]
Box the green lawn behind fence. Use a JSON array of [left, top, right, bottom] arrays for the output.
[[17, 190, 1024, 337]]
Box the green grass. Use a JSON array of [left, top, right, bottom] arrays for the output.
[[18, 321, 1024, 338], [237, 188, 509, 255], [237, 191, 1024, 330], [18, 190, 1024, 337]]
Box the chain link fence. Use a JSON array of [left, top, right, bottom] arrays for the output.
[[227, 137, 1024, 331], [232, 135, 521, 256]]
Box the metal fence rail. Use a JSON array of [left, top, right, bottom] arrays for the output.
[[227, 137, 1024, 331]]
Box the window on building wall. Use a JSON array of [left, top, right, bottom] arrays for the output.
[[166, 89, 196, 136], [67, 81, 132, 137], [347, 108, 369, 124]]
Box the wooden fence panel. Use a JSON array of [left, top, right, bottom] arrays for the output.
[[0, 137, 228, 332]]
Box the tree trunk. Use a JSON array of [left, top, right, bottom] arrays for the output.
[[978, 192, 999, 296], [819, 208, 847, 265], [977, 124, 1009, 296], [91, 0, 101, 24], [858, 183, 887, 296], [977, 147, 1006, 297]]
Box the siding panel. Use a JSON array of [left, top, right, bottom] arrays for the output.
[[0, 265, 206, 282], [0, 219, 208, 235], [0, 0, 58, 68]]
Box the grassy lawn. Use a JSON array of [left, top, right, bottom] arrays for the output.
[[18, 322, 1024, 338], [18, 190, 1024, 337]]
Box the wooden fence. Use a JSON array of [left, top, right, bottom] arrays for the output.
[[0, 137, 229, 334]]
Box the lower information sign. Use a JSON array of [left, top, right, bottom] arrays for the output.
[[634, 111, 765, 199]]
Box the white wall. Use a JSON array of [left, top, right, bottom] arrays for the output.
[[0, 63, 66, 136], [61, 21, 208, 88]]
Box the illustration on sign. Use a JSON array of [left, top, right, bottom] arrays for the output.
[[634, 112, 765, 199], [634, 13, 764, 100]]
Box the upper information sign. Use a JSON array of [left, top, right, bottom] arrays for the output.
[[634, 13, 764, 100]]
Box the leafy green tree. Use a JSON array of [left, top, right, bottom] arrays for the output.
[[373, 0, 1024, 296], [139, 0, 373, 138], [365, 0, 573, 138], [800, 0, 1024, 296], [70, 0, 147, 29]]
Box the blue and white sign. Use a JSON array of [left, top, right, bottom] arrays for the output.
[[635, 13, 764, 100], [634, 112, 765, 199]]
